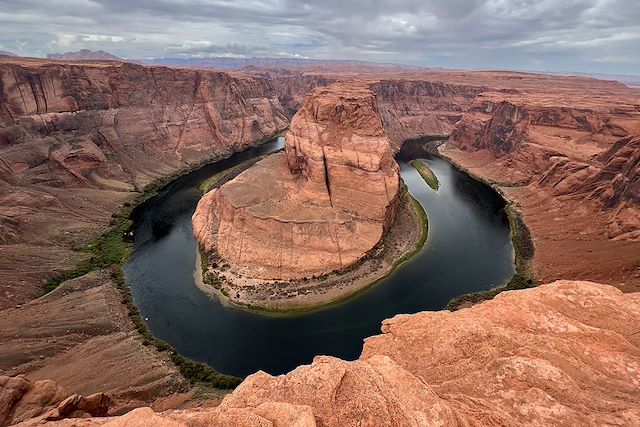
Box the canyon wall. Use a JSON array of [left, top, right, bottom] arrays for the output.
[[2, 60, 640, 423], [372, 79, 484, 148], [23, 281, 640, 426], [444, 88, 640, 289], [0, 58, 289, 308], [268, 73, 335, 114], [193, 83, 400, 281]]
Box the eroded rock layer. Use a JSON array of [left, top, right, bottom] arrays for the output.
[[372, 79, 485, 148], [193, 83, 400, 280], [0, 374, 110, 426], [0, 57, 289, 308], [443, 88, 640, 288], [27, 281, 640, 426]]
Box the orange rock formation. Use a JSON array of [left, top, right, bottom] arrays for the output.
[[19, 281, 640, 426], [442, 88, 640, 289], [193, 83, 400, 280]]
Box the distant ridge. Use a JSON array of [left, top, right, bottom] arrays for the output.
[[560, 71, 640, 88], [47, 49, 123, 61], [139, 57, 413, 70], [0, 50, 17, 57]]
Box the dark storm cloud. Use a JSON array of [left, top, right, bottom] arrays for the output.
[[0, 0, 638, 73]]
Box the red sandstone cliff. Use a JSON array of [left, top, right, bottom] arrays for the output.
[[193, 83, 400, 281], [269, 73, 335, 115], [372, 79, 484, 148], [444, 88, 640, 288], [0, 57, 289, 308]]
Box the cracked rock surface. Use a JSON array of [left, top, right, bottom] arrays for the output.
[[193, 83, 400, 280]]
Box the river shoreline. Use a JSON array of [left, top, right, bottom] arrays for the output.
[[126, 139, 516, 376], [39, 132, 287, 389], [198, 179, 428, 312], [433, 143, 537, 310]]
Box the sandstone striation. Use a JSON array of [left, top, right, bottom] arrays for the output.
[[21, 281, 640, 426], [193, 83, 400, 284], [443, 88, 640, 289], [0, 270, 187, 415], [372, 79, 484, 148], [0, 57, 288, 308]]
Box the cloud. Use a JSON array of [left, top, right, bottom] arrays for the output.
[[0, 0, 637, 73], [81, 35, 126, 43], [593, 55, 639, 64]]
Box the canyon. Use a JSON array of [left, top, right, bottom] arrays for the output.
[[0, 56, 289, 309], [0, 55, 639, 425]]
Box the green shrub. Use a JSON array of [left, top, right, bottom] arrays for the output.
[[42, 160, 250, 389], [446, 274, 536, 311]]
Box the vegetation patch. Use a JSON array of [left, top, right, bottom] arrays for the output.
[[411, 159, 439, 190], [446, 273, 535, 310], [113, 267, 241, 388], [40, 134, 289, 389], [446, 193, 537, 311], [44, 218, 132, 293]]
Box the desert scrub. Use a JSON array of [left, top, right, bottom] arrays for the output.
[[411, 159, 439, 190], [446, 274, 535, 310], [505, 205, 535, 274], [44, 219, 132, 293]]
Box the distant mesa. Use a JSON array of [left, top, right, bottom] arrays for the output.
[[140, 56, 412, 71], [46, 49, 124, 61], [0, 50, 17, 57]]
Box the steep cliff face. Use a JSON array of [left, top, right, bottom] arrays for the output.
[[0, 58, 289, 308], [0, 60, 289, 190], [269, 73, 335, 114], [193, 83, 399, 282], [372, 79, 484, 148], [450, 93, 634, 162], [26, 281, 640, 426], [444, 88, 640, 287]]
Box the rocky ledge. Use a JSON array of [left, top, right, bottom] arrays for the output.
[[192, 83, 408, 308], [21, 280, 640, 426]]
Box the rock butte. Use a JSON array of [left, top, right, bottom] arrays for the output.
[[1, 56, 639, 421], [9, 281, 640, 426], [193, 83, 400, 280]]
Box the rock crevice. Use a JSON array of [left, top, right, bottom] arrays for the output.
[[193, 83, 400, 281]]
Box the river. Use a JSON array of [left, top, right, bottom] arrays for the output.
[[124, 137, 515, 377]]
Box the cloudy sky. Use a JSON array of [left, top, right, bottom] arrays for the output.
[[0, 0, 638, 74]]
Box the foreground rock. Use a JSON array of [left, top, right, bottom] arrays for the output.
[[0, 375, 109, 426], [25, 281, 640, 426], [194, 83, 400, 285]]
